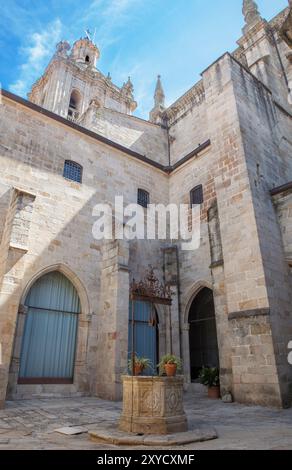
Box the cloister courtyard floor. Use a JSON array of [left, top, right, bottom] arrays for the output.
[[0, 391, 291, 450]]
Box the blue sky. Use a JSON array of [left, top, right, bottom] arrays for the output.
[[0, 0, 288, 118]]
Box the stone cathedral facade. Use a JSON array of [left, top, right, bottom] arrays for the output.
[[0, 2, 292, 409]]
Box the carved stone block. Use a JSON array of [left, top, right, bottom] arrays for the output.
[[119, 376, 188, 435]]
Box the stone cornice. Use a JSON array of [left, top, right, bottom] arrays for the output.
[[228, 308, 270, 321], [164, 80, 205, 126]]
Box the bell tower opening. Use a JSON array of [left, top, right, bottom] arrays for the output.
[[67, 90, 82, 122]]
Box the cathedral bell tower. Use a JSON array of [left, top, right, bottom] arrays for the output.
[[28, 34, 137, 120]]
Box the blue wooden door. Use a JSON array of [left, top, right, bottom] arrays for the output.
[[128, 301, 158, 375], [19, 271, 80, 383]]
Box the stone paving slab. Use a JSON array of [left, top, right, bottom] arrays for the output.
[[0, 392, 291, 449], [89, 426, 217, 446], [55, 426, 88, 435]]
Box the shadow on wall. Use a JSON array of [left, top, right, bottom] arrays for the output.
[[0, 187, 102, 403]]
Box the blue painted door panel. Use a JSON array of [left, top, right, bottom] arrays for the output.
[[19, 272, 80, 380], [128, 301, 157, 375]]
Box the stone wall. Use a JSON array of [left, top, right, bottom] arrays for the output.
[[0, 95, 169, 404], [273, 189, 292, 261], [167, 82, 208, 166], [200, 53, 285, 406], [221, 53, 292, 407], [80, 104, 169, 166], [1, 7, 292, 409]]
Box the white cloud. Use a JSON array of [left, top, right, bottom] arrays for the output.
[[87, 0, 139, 21], [75, 0, 145, 48], [9, 18, 62, 97], [101, 0, 139, 19], [9, 79, 27, 96]]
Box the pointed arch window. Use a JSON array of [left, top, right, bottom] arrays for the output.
[[18, 271, 80, 384], [63, 160, 83, 183]]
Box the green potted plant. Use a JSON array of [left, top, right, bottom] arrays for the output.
[[128, 355, 152, 376], [198, 366, 220, 399], [158, 354, 182, 377]]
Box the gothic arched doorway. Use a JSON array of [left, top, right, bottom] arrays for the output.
[[18, 271, 80, 384], [188, 287, 219, 381]]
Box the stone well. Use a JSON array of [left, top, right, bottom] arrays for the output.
[[119, 375, 188, 435]]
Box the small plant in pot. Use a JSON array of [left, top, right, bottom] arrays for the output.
[[158, 354, 182, 377], [128, 355, 152, 376], [198, 366, 220, 399]]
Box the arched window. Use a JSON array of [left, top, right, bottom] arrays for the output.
[[68, 90, 81, 121], [85, 55, 90, 63], [18, 271, 80, 384], [137, 188, 150, 208], [63, 160, 83, 183], [190, 184, 203, 206]]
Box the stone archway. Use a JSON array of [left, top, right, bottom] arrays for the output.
[[19, 264, 90, 317], [188, 287, 219, 382], [7, 264, 91, 400]]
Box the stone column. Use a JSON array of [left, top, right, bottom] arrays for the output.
[[208, 202, 233, 395], [95, 239, 130, 401], [181, 324, 191, 386], [0, 189, 35, 408]]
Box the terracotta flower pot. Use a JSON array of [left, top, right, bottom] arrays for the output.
[[134, 364, 143, 376], [164, 363, 177, 377], [208, 386, 220, 399]]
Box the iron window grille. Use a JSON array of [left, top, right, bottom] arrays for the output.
[[63, 160, 83, 183], [190, 184, 203, 205], [137, 189, 150, 208]]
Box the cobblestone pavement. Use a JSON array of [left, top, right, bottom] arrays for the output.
[[0, 392, 291, 450]]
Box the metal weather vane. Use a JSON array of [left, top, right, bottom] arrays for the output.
[[85, 29, 92, 40], [85, 28, 96, 43]]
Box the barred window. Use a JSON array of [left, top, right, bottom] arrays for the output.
[[137, 189, 150, 208], [190, 185, 203, 205], [63, 160, 83, 183]]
